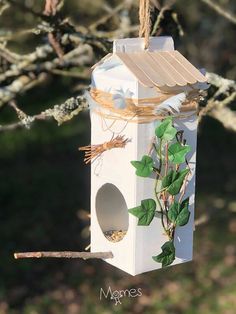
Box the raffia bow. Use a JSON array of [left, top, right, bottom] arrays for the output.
[[79, 135, 130, 164]]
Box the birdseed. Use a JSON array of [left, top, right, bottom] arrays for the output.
[[104, 230, 127, 242]]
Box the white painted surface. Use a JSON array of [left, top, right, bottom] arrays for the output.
[[90, 110, 198, 275], [113, 37, 175, 53], [89, 37, 199, 275]]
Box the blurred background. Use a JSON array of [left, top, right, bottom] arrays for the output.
[[0, 0, 236, 313]]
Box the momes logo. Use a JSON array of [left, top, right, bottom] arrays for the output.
[[100, 286, 142, 305]]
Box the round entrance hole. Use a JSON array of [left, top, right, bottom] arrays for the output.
[[95, 183, 129, 242]]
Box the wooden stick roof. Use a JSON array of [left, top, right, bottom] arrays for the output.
[[115, 50, 207, 88]]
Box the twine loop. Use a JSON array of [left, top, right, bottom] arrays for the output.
[[90, 88, 199, 124]]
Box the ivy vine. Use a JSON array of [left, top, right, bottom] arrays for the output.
[[128, 117, 192, 268]]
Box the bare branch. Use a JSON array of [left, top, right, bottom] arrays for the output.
[[0, 115, 46, 132], [0, 95, 89, 132], [199, 72, 236, 126], [0, 43, 24, 63], [43, 94, 89, 125], [48, 33, 64, 59], [200, 0, 236, 25], [1, 0, 235, 138], [0, 1, 9, 16], [0, 44, 93, 108], [194, 214, 210, 228], [6, 0, 44, 18], [88, 1, 127, 32], [0, 44, 53, 83], [209, 106, 236, 133], [0, 73, 47, 108], [151, 6, 169, 35]]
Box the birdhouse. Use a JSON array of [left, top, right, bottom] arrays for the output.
[[87, 37, 208, 276]]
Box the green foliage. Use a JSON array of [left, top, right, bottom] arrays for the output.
[[128, 199, 156, 226], [162, 169, 189, 195], [130, 117, 191, 267], [131, 155, 154, 177], [168, 142, 191, 164], [167, 198, 190, 226], [155, 118, 177, 141], [152, 241, 175, 267]]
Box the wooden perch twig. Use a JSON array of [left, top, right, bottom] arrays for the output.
[[79, 135, 130, 164], [14, 251, 113, 260]]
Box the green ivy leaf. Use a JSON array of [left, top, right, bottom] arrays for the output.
[[128, 199, 156, 226], [168, 142, 191, 164], [152, 241, 175, 267], [131, 155, 154, 177], [155, 118, 177, 141], [162, 169, 189, 195], [168, 198, 190, 226]]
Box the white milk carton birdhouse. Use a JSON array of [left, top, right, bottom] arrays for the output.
[[87, 37, 208, 276]]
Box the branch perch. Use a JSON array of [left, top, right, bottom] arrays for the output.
[[14, 251, 113, 260]]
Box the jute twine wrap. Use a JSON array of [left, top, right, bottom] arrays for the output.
[[139, 0, 151, 49], [90, 88, 199, 124]]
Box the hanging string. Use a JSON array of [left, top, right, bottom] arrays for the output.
[[139, 0, 151, 49], [100, 113, 137, 135]]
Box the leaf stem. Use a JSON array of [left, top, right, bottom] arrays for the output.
[[178, 172, 190, 204], [164, 142, 169, 177], [163, 142, 171, 228], [154, 138, 169, 236], [153, 167, 162, 178], [158, 139, 163, 172], [154, 186, 168, 235]]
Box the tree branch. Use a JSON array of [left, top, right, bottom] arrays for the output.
[[209, 106, 236, 133], [88, 1, 128, 32], [6, 0, 45, 18], [0, 44, 93, 109], [0, 73, 47, 108], [200, 0, 236, 25], [1, 1, 236, 135], [0, 95, 89, 132], [0, 44, 53, 83], [194, 214, 210, 228], [199, 72, 236, 127], [0, 1, 9, 16]]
